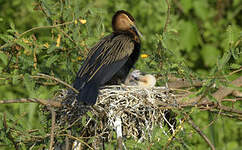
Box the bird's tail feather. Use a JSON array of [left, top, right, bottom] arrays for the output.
[[76, 81, 99, 105]]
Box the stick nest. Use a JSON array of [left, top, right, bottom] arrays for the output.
[[53, 85, 181, 141]]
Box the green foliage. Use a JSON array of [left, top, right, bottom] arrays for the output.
[[0, 0, 241, 149]]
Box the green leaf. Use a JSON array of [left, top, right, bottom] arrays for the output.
[[193, 0, 213, 20], [231, 47, 240, 60], [0, 52, 8, 66], [46, 55, 59, 67], [86, 111, 93, 118], [23, 73, 35, 97], [180, 0, 192, 14], [0, 34, 14, 42], [230, 63, 241, 69], [201, 44, 220, 67], [227, 25, 234, 46], [81, 115, 87, 126], [179, 21, 200, 52], [47, 44, 57, 54], [218, 52, 231, 70], [12, 74, 20, 85]]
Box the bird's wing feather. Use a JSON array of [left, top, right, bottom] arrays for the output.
[[74, 34, 134, 89]]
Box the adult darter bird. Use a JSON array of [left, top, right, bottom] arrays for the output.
[[72, 10, 142, 105]]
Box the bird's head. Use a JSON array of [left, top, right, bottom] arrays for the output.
[[112, 10, 142, 40]]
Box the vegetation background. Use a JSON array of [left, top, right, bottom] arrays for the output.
[[0, 0, 241, 149]]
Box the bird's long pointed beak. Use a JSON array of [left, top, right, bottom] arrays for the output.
[[131, 25, 143, 38]]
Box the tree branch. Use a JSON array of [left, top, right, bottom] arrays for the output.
[[163, 0, 171, 33], [36, 73, 79, 94], [3, 113, 19, 150], [49, 107, 56, 150], [0, 98, 61, 107], [187, 118, 215, 150], [178, 76, 242, 106], [0, 21, 74, 50]]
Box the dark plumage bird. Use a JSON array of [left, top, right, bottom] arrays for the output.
[[72, 10, 142, 105]]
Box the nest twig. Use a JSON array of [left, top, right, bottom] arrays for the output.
[[54, 85, 179, 148]]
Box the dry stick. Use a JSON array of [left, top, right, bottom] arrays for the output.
[[178, 76, 242, 106], [49, 107, 56, 150], [59, 134, 94, 150], [187, 118, 215, 150], [3, 113, 19, 150], [163, 0, 171, 33], [0, 21, 74, 50], [207, 110, 242, 120], [0, 98, 61, 107], [168, 80, 203, 89], [228, 67, 242, 76], [217, 105, 242, 115], [65, 130, 71, 150], [214, 76, 242, 103], [36, 73, 79, 93], [232, 91, 242, 97], [163, 112, 191, 150]]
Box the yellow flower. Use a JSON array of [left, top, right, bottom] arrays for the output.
[[43, 43, 49, 48], [141, 54, 148, 58], [74, 20, 78, 24], [77, 56, 82, 61], [79, 19, 87, 24], [56, 34, 61, 47], [22, 38, 30, 44]]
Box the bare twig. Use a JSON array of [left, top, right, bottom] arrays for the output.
[[187, 118, 215, 150], [0, 98, 61, 107], [168, 80, 203, 88], [228, 67, 242, 76], [0, 21, 74, 50], [65, 130, 71, 150], [49, 107, 56, 150], [3, 113, 19, 150], [232, 91, 242, 97], [117, 137, 123, 150], [217, 105, 242, 115], [178, 76, 242, 106], [163, 0, 171, 33], [163, 111, 192, 150], [36, 73, 79, 93], [214, 76, 242, 103], [59, 134, 94, 150]]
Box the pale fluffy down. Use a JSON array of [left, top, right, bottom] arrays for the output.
[[125, 70, 156, 87], [137, 74, 156, 87]]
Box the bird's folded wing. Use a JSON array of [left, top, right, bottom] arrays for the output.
[[76, 34, 134, 84]]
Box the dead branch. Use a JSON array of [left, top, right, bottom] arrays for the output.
[[36, 73, 79, 93], [163, 112, 190, 150], [187, 118, 215, 150], [178, 76, 242, 106], [3, 113, 19, 150], [59, 134, 94, 150], [168, 79, 203, 88], [49, 107, 56, 150], [0, 98, 61, 107], [163, 0, 171, 33], [0, 21, 74, 50], [232, 91, 242, 97]]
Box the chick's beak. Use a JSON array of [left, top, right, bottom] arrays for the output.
[[131, 25, 143, 38]]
